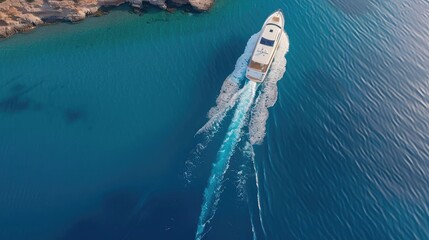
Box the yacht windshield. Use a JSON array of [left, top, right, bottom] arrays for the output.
[[260, 37, 275, 47]]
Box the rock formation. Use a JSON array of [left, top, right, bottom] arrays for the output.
[[0, 0, 214, 38], [189, 0, 213, 11]]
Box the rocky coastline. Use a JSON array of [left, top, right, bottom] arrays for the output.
[[0, 0, 214, 38]]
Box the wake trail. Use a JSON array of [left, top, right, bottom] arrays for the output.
[[246, 142, 267, 238], [195, 32, 261, 136], [191, 30, 290, 239], [242, 141, 262, 240], [184, 32, 261, 183], [195, 81, 257, 240]]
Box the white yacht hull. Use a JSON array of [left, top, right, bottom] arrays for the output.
[[246, 10, 285, 83]]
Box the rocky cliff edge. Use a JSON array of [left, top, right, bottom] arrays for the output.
[[0, 0, 214, 38]]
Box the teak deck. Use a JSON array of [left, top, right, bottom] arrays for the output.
[[249, 60, 269, 72]]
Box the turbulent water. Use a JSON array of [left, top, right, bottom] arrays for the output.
[[1, 0, 429, 240], [192, 31, 289, 239], [195, 81, 257, 240]]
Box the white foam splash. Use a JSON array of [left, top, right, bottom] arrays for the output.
[[195, 82, 257, 240], [249, 32, 290, 145], [185, 32, 262, 184], [196, 32, 261, 135], [235, 159, 253, 201]]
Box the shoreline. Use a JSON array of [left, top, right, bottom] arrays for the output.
[[0, 0, 214, 39]]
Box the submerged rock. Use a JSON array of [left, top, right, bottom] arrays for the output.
[[0, 0, 214, 38]]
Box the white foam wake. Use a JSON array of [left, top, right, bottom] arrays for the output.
[[195, 82, 257, 240], [249, 32, 290, 145], [196, 32, 261, 135], [191, 30, 290, 239], [242, 141, 260, 240], [185, 32, 261, 184], [247, 142, 267, 238]]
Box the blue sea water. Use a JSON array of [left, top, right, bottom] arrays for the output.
[[1, 0, 429, 240]]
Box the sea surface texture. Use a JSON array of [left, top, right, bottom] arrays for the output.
[[1, 0, 428, 240]]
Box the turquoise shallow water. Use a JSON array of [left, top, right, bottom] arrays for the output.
[[1, 0, 429, 239]]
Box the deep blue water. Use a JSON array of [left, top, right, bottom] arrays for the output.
[[1, 0, 429, 239]]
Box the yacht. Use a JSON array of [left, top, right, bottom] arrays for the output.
[[246, 10, 285, 82]]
